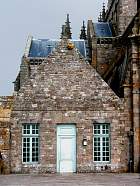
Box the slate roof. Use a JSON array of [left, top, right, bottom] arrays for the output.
[[93, 22, 112, 37], [28, 39, 87, 58]]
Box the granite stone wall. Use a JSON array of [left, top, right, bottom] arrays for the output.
[[0, 96, 13, 174], [10, 39, 130, 173], [106, 0, 137, 35], [0, 121, 10, 174]]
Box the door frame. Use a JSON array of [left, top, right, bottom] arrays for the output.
[[56, 124, 76, 173]]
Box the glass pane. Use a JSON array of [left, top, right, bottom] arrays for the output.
[[106, 129, 109, 134], [103, 142, 105, 146], [106, 157, 109, 161], [94, 147, 98, 151], [27, 129, 30, 134], [106, 147, 109, 151], [32, 137, 39, 162], [94, 152, 97, 156], [23, 148, 26, 152], [106, 137, 109, 141], [103, 137, 106, 142], [106, 142, 109, 146], [27, 148, 30, 152], [102, 130, 105, 134], [106, 152, 109, 156]]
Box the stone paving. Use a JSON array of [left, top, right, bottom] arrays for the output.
[[0, 173, 139, 186]]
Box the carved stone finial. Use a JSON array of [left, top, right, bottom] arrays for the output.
[[61, 14, 72, 39], [80, 21, 87, 40], [98, 12, 102, 22], [102, 3, 106, 22], [65, 14, 72, 39]]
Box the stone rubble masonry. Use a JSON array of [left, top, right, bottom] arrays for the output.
[[0, 96, 13, 174], [0, 121, 10, 174], [0, 96, 13, 122], [10, 39, 130, 173], [106, 0, 137, 35]]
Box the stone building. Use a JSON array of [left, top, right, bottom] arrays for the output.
[[10, 36, 129, 173], [87, 0, 140, 172], [0, 0, 139, 173]]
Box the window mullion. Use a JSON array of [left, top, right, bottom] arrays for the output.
[[100, 125, 102, 162], [30, 125, 32, 135], [30, 137, 32, 163], [100, 136, 103, 162]]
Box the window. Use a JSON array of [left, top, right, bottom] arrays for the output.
[[22, 124, 39, 163], [93, 123, 110, 162]]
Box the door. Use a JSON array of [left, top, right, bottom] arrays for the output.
[[57, 124, 76, 173]]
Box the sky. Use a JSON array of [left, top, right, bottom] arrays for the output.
[[0, 0, 108, 96]]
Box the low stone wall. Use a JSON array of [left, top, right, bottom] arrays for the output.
[[0, 121, 11, 174], [0, 96, 13, 122]]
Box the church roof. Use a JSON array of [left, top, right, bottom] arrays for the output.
[[28, 39, 87, 58], [93, 22, 112, 37]]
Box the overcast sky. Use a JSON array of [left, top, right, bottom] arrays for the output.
[[0, 0, 108, 96]]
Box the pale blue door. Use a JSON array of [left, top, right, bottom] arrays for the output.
[[57, 124, 76, 173]]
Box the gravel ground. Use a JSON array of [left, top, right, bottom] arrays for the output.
[[0, 173, 139, 186]]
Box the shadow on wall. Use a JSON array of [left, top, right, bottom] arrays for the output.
[[0, 151, 4, 174]]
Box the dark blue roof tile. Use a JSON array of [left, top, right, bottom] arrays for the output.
[[93, 22, 112, 37], [28, 39, 87, 58]]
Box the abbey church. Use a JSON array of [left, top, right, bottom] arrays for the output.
[[0, 0, 139, 174]]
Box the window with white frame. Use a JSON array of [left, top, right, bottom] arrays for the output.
[[93, 123, 110, 162], [22, 124, 39, 163]]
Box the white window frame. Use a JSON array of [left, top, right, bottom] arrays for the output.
[[93, 123, 110, 163], [22, 123, 39, 164]]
